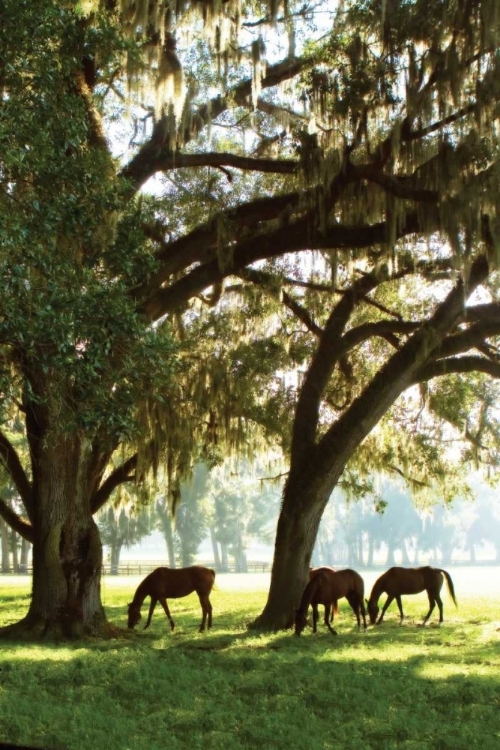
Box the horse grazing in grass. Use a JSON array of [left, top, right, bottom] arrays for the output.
[[366, 566, 457, 626], [127, 566, 215, 632], [294, 568, 367, 636], [309, 566, 337, 621]]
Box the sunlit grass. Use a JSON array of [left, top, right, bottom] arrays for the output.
[[1, 573, 499, 750]]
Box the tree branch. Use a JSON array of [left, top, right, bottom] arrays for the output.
[[414, 356, 500, 383], [91, 454, 138, 515], [0, 497, 33, 542], [0, 429, 33, 522], [121, 54, 314, 192]]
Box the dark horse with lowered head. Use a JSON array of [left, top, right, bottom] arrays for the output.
[[127, 565, 215, 632], [294, 568, 367, 636], [366, 566, 457, 626]]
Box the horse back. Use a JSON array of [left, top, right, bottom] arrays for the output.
[[382, 566, 441, 595], [309, 568, 363, 602], [337, 568, 365, 597], [151, 566, 215, 599]]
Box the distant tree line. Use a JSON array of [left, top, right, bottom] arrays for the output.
[[2, 467, 498, 574], [314, 479, 500, 568], [97, 460, 283, 573]]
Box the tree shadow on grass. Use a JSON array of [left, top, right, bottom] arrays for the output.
[[0, 619, 498, 750]]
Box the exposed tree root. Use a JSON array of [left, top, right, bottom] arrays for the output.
[[0, 614, 131, 642]]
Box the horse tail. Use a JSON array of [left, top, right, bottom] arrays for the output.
[[439, 569, 458, 608]]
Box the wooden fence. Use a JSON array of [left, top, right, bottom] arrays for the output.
[[1, 561, 272, 576]]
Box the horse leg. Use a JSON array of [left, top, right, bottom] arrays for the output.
[[159, 597, 175, 630], [354, 597, 365, 630], [347, 593, 360, 629], [436, 594, 444, 624], [359, 597, 367, 630], [198, 594, 212, 632], [422, 595, 436, 626], [312, 603, 319, 632], [377, 595, 394, 624], [395, 595, 404, 624], [143, 597, 158, 629], [324, 603, 337, 636]]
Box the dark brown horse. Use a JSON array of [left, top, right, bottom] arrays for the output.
[[294, 568, 367, 636], [309, 566, 338, 621], [366, 566, 457, 626], [127, 566, 215, 632]]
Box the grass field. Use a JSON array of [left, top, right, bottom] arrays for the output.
[[0, 568, 499, 750]]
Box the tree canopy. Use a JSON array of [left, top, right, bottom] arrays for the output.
[[2, 0, 500, 636]]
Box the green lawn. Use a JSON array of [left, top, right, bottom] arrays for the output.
[[0, 573, 499, 750]]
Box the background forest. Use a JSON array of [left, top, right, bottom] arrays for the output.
[[2, 463, 499, 574]]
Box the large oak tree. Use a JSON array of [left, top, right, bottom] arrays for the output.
[[1, 0, 500, 637]]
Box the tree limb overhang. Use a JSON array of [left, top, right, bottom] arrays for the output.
[[137, 209, 430, 321], [120, 54, 314, 193]]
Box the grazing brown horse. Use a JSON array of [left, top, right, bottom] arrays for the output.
[[366, 566, 457, 626], [294, 568, 367, 636], [127, 566, 215, 632], [309, 566, 338, 621]]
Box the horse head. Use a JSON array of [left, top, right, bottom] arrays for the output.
[[294, 608, 308, 636], [127, 602, 142, 629]]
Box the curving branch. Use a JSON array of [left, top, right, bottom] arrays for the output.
[[90, 454, 138, 515], [121, 54, 315, 192], [0, 497, 33, 542], [414, 356, 500, 384], [0, 429, 33, 521], [137, 210, 429, 321], [291, 271, 383, 459], [130, 150, 299, 177]]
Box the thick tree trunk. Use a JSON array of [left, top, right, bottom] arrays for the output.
[[0, 434, 111, 640], [252, 472, 337, 630]]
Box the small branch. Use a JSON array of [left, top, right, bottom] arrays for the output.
[[0, 429, 33, 521], [0, 497, 33, 542], [91, 454, 138, 515]]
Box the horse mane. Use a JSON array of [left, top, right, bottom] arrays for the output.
[[368, 571, 388, 605], [130, 571, 154, 609]]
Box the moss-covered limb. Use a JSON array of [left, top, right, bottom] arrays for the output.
[[315, 256, 490, 469], [121, 54, 315, 192], [90, 454, 138, 515], [414, 355, 500, 384], [291, 272, 384, 462]]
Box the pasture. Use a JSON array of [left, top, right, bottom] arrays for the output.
[[0, 567, 499, 750]]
